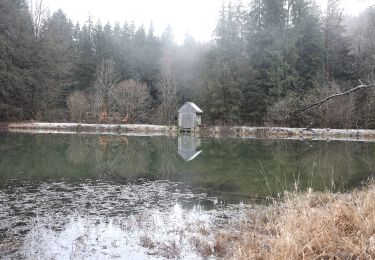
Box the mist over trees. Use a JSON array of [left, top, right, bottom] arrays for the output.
[[0, 0, 374, 128]]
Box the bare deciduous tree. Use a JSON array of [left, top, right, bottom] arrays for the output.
[[91, 59, 119, 121], [28, 0, 47, 40], [67, 91, 89, 122], [109, 80, 151, 123], [155, 66, 179, 124]]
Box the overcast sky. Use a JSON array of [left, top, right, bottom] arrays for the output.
[[43, 0, 374, 44]]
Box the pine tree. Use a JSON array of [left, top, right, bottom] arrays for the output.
[[201, 2, 246, 124], [324, 0, 355, 81], [291, 0, 325, 89], [93, 21, 105, 59], [73, 17, 96, 90], [242, 0, 288, 123], [201, 51, 244, 124], [39, 9, 75, 119], [0, 0, 34, 120], [355, 7, 375, 82]]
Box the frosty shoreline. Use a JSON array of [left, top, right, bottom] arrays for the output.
[[3, 122, 375, 142]]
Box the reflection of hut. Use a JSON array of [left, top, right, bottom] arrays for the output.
[[178, 102, 203, 132], [178, 135, 202, 161]]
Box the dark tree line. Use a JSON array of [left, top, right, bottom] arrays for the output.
[[0, 0, 375, 128], [0, 0, 204, 123], [200, 0, 375, 128]]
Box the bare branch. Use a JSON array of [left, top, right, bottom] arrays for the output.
[[28, 0, 46, 41], [290, 82, 375, 116]]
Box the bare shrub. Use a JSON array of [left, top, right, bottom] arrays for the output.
[[267, 92, 303, 127], [109, 80, 151, 123], [67, 91, 89, 122]]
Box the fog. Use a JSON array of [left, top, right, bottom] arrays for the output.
[[43, 0, 373, 44]]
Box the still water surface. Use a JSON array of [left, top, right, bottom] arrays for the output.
[[1, 132, 375, 258]]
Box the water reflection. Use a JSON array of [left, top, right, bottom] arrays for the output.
[[177, 135, 202, 161], [2, 132, 375, 257], [1, 132, 375, 199]]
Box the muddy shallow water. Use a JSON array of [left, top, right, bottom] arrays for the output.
[[1, 132, 375, 258]]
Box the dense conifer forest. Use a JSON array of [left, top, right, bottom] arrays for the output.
[[1, 0, 374, 128]]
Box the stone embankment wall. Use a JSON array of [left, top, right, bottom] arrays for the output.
[[200, 126, 375, 141], [3, 122, 375, 141], [5, 122, 177, 135]]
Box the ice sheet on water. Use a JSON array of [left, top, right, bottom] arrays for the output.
[[0, 179, 249, 259]]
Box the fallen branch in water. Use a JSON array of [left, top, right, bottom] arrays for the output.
[[289, 80, 375, 116]]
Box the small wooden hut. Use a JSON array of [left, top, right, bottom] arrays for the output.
[[178, 102, 203, 131]]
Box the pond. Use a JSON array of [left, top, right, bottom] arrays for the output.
[[1, 132, 375, 258]]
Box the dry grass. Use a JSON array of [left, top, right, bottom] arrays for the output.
[[159, 240, 181, 259], [0, 240, 22, 255], [139, 235, 155, 249], [232, 184, 375, 259], [191, 236, 213, 257]]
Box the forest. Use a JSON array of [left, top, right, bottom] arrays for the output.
[[0, 0, 375, 128]]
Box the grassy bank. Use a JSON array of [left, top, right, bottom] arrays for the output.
[[230, 183, 375, 259]]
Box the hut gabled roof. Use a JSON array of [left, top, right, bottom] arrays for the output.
[[178, 149, 202, 161], [178, 102, 203, 114]]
